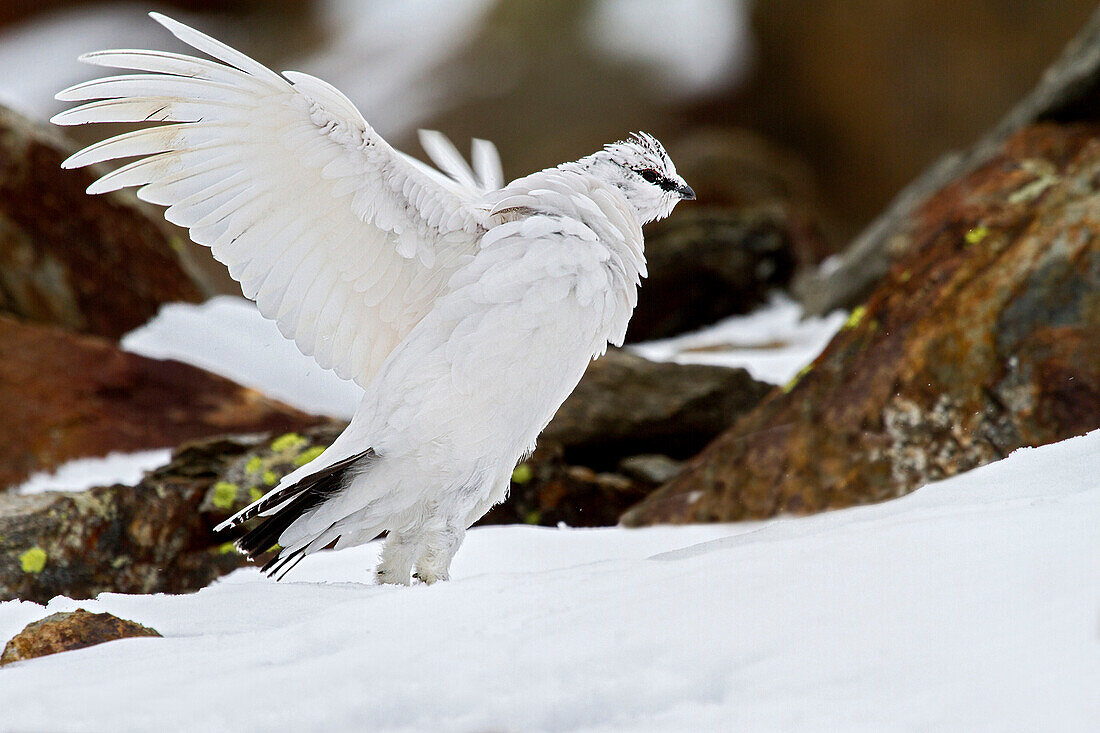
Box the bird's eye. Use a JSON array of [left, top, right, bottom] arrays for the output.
[[638, 168, 660, 183]]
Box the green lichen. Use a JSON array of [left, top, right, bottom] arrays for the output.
[[262, 470, 279, 486], [20, 547, 47, 573], [964, 225, 990, 245], [211, 481, 239, 510], [249, 487, 264, 503], [245, 456, 264, 473], [294, 445, 327, 467], [271, 432, 306, 452], [512, 463, 534, 484], [898, 269, 912, 283], [844, 305, 868, 330], [782, 363, 814, 394]]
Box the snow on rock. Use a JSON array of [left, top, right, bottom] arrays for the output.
[[16, 449, 172, 495], [121, 296, 363, 420], [631, 294, 848, 384], [1, 431, 1096, 732]]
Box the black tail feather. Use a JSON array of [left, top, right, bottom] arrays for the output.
[[234, 448, 374, 569]]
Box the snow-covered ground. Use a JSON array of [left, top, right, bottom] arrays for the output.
[[2, 431, 1097, 732]]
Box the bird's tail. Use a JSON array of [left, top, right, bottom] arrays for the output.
[[217, 448, 374, 579]]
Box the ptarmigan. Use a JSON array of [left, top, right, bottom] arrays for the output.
[[54, 13, 695, 584]]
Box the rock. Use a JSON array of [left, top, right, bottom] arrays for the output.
[[796, 5, 1100, 315], [0, 105, 207, 338], [622, 123, 1100, 526], [0, 423, 342, 603], [625, 209, 804, 342], [542, 349, 771, 466], [1, 610, 160, 666], [483, 350, 768, 525], [482, 351, 765, 527], [0, 315, 325, 490], [479, 443, 649, 528], [617, 454, 684, 485]]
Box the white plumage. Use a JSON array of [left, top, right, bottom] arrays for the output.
[[55, 13, 695, 584]]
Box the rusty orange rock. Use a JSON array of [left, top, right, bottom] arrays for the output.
[[623, 124, 1100, 525], [1, 610, 160, 666], [0, 315, 325, 489]]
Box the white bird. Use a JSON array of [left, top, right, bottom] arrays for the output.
[[54, 13, 695, 585]]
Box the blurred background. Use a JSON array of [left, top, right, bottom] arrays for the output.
[[0, 0, 1094, 295]]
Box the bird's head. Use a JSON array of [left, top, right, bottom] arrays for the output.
[[570, 132, 695, 224]]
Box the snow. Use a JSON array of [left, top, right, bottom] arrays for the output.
[[587, 0, 753, 97], [2, 431, 1096, 732], [630, 294, 849, 384], [122, 296, 363, 419], [15, 449, 172, 495]]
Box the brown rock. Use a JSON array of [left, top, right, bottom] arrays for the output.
[[0, 315, 325, 490], [1, 610, 160, 666], [626, 209, 807, 342], [0, 105, 206, 338], [542, 349, 771, 465], [622, 123, 1100, 526], [461, 350, 769, 527], [479, 442, 650, 528]]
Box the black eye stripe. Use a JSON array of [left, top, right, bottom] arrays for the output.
[[635, 167, 678, 190]]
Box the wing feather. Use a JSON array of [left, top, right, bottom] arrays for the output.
[[54, 13, 498, 388]]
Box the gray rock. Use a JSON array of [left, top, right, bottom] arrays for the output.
[[0, 424, 341, 603], [543, 349, 772, 465]]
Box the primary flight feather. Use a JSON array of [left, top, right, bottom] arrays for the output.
[[55, 13, 696, 585]]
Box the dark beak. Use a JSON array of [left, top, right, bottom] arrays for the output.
[[677, 183, 696, 201]]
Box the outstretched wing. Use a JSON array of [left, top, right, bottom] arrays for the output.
[[53, 13, 496, 389]]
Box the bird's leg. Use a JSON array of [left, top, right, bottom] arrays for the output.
[[375, 531, 417, 586], [413, 523, 465, 585]]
